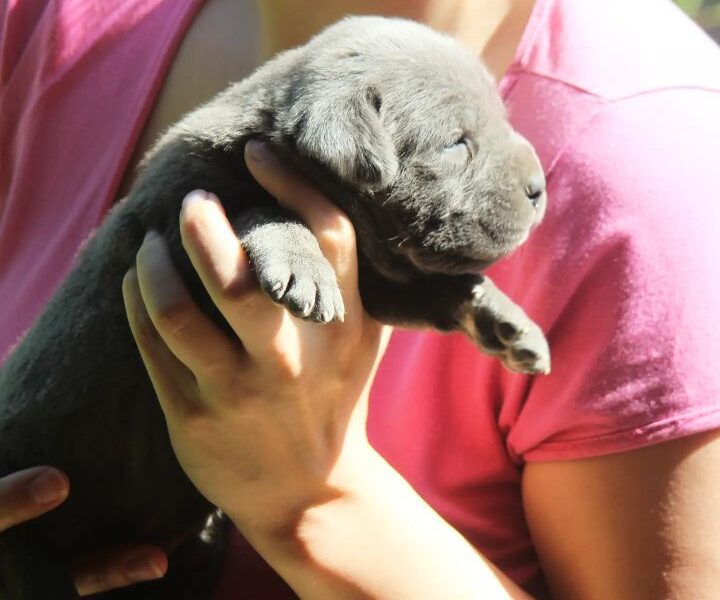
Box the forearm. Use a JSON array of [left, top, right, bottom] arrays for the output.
[[237, 448, 534, 600]]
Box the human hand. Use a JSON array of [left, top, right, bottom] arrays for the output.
[[122, 140, 391, 542], [0, 467, 167, 595]]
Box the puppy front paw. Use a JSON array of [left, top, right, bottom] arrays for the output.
[[253, 247, 345, 323], [236, 212, 346, 324], [462, 281, 550, 375]]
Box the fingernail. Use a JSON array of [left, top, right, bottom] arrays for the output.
[[246, 139, 273, 163], [182, 189, 214, 209], [125, 556, 163, 582], [29, 470, 68, 505]]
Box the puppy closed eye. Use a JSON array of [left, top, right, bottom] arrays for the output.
[[442, 133, 473, 161]]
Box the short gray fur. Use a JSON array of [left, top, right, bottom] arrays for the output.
[[0, 16, 550, 599]]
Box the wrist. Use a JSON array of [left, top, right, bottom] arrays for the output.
[[235, 446, 392, 598], [226, 426, 379, 541]]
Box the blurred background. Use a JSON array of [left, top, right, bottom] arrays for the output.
[[676, 0, 720, 41]]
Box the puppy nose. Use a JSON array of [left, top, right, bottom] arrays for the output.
[[525, 173, 546, 208]]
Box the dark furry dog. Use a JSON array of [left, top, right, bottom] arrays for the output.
[[0, 16, 549, 599]]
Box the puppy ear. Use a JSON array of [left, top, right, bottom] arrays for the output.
[[291, 86, 399, 191]]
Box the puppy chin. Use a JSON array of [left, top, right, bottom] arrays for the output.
[[403, 247, 491, 275], [476, 222, 534, 257]]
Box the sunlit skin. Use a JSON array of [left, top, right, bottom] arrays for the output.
[[4, 1, 720, 598]]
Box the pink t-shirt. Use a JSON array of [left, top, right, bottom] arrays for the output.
[[2, 0, 720, 596]]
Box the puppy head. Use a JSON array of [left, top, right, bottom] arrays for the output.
[[284, 17, 547, 280]]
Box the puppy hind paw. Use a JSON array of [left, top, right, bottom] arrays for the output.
[[500, 324, 551, 375], [464, 291, 551, 375]]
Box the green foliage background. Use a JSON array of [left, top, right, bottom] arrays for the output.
[[676, 0, 720, 41]]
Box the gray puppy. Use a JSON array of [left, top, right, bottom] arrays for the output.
[[0, 16, 549, 599]]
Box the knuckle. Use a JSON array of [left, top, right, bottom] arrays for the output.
[[196, 362, 238, 397], [130, 312, 160, 350], [218, 272, 258, 304], [272, 360, 302, 383], [75, 571, 110, 596], [176, 405, 213, 433], [264, 340, 303, 381], [150, 297, 195, 339], [315, 212, 356, 255]]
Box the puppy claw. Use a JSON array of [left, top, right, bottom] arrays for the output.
[[257, 267, 292, 301], [506, 344, 550, 375], [251, 247, 342, 324]]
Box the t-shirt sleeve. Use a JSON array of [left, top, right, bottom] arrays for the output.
[[501, 88, 720, 462]]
